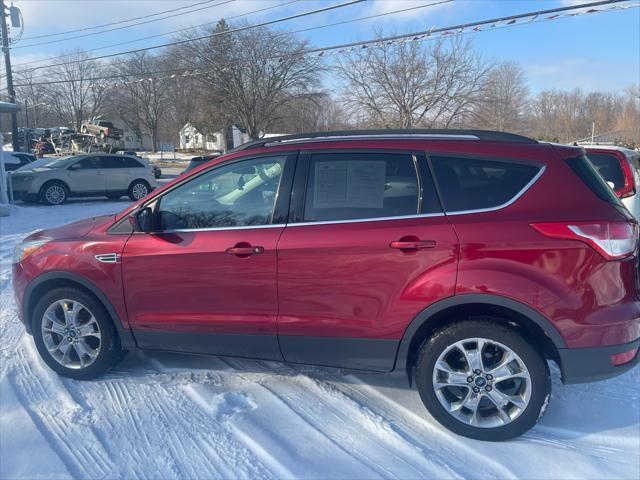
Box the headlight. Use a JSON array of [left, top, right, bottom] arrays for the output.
[[13, 238, 51, 264], [14, 174, 33, 181]]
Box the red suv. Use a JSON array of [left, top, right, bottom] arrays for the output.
[[12, 130, 639, 440]]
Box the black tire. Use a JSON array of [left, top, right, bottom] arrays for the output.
[[31, 287, 124, 380], [415, 321, 551, 441], [128, 179, 150, 201], [40, 181, 68, 205]]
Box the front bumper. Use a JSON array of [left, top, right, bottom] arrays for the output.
[[559, 338, 639, 383]]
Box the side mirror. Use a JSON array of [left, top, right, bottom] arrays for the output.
[[129, 207, 153, 233]]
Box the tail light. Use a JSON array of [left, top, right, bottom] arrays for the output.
[[531, 221, 639, 260], [617, 157, 636, 199]]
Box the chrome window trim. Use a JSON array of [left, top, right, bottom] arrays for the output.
[[444, 165, 546, 216], [287, 212, 445, 227], [160, 223, 286, 234]]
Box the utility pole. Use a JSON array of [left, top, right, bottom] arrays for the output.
[[1, 0, 18, 152]]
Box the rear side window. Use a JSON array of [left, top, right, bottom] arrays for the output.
[[586, 153, 625, 190], [104, 156, 144, 168], [430, 156, 541, 213], [303, 153, 425, 222], [566, 155, 622, 206]]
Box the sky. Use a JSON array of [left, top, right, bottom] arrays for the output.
[[2, 0, 639, 94]]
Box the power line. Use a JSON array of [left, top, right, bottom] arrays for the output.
[[11, 0, 301, 71], [11, 0, 450, 82], [14, 0, 635, 88], [12, 0, 367, 74], [13, 0, 236, 49], [19, 0, 223, 41]]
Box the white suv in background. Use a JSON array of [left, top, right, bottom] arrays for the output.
[[584, 145, 640, 220], [10, 153, 157, 205]]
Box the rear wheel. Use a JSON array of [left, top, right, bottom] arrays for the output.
[[416, 321, 551, 441], [32, 287, 124, 379], [40, 181, 68, 205], [128, 180, 150, 201]]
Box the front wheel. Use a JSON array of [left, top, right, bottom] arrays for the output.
[[416, 321, 551, 441], [40, 181, 68, 205], [32, 287, 124, 379]]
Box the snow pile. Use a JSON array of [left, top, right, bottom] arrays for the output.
[[1, 201, 639, 479]]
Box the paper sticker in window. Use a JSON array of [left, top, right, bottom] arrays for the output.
[[313, 160, 386, 209]]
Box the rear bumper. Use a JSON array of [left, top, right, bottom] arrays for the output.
[[559, 337, 639, 383]]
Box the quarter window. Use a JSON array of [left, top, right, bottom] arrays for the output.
[[430, 156, 541, 212], [303, 153, 422, 222], [158, 156, 286, 230]]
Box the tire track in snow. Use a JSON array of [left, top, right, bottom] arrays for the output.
[[8, 344, 118, 479], [333, 373, 518, 479], [218, 357, 459, 479]]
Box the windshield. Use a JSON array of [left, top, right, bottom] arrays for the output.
[[41, 156, 77, 169]]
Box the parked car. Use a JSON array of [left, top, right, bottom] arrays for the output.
[[10, 153, 156, 205], [80, 120, 123, 140], [182, 153, 221, 174], [584, 145, 640, 219], [12, 130, 639, 441], [116, 150, 161, 178], [3, 152, 36, 171]]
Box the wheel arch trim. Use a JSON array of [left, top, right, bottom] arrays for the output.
[[23, 270, 136, 348], [392, 293, 567, 373]]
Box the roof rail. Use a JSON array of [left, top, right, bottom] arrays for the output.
[[231, 129, 538, 151]]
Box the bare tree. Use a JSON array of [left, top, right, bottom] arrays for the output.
[[471, 62, 530, 133], [108, 52, 171, 151], [177, 20, 322, 139], [336, 35, 491, 128], [43, 50, 107, 130]]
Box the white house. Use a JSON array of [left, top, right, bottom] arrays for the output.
[[179, 123, 225, 151], [179, 123, 286, 152], [121, 125, 153, 151]]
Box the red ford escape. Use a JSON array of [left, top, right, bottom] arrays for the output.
[[12, 130, 639, 441]]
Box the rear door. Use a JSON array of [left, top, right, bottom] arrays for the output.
[[276, 150, 458, 371], [104, 155, 146, 192]]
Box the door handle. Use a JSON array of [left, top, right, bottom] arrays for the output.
[[390, 240, 437, 250], [226, 244, 264, 256]]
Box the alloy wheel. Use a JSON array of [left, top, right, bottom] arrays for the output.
[[131, 183, 148, 200], [432, 337, 532, 428], [41, 299, 101, 369], [45, 185, 66, 205]]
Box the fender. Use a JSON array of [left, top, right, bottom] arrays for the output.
[[392, 293, 567, 372], [23, 270, 137, 349]]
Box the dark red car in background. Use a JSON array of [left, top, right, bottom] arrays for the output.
[[12, 130, 639, 440]]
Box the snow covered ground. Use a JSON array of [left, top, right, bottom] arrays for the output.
[[1, 200, 639, 480]]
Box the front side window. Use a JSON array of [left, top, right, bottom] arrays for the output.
[[158, 156, 286, 230], [303, 153, 421, 222], [430, 156, 541, 213], [74, 157, 103, 170]]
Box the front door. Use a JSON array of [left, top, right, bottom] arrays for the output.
[[277, 151, 458, 371], [66, 156, 107, 193], [122, 153, 295, 360]]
